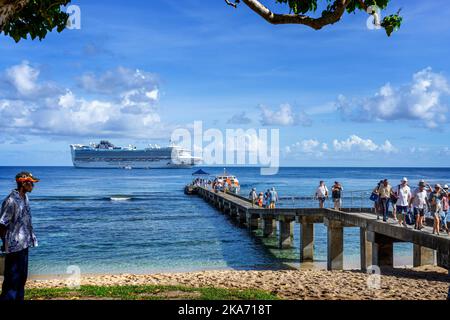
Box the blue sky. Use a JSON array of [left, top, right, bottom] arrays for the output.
[[0, 0, 449, 167]]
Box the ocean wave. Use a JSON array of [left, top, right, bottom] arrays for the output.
[[110, 196, 132, 202]]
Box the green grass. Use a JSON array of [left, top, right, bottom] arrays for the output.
[[25, 285, 279, 301]]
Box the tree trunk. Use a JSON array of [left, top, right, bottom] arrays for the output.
[[0, 0, 29, 31]]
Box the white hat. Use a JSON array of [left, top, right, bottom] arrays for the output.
[[401, 177, 408, 182], [444, 185, 449, 189]]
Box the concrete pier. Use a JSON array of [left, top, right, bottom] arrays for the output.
[[437, 248, 450, 269], [360, 228, 373, 271], [261, 215, 275, 237], [299, 220, 314, 262], [325, 218, 344, 271], [277, 216, 294, 249], [369, 232, 394, 269], [413, 245, 435, 267], [196, 187, 450, 271], [237, 209, 246, 225], [246, 213, 259, 231]]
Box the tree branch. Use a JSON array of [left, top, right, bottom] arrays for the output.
[[224, 0, 238, 8], [356, 0, 368, 11], [240, 0, 351, 30]]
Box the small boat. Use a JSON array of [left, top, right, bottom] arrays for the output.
[[124, 165, 132, 170], [213, 169, 240, 194]]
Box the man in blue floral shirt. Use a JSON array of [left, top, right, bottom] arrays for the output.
[[0, 172, 39, 301]]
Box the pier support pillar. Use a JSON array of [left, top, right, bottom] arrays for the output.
[[0, 255, 4, 276], [230, 206, 238, 218], [369, 232, 394, 269], [277, 216, 294, 249], [300, 222, 314, 262], [223, 203, 230, 215], [261, 216, 275, 237], [325, 218, 344, 271], [360, 228, 372, 272], [246, 213, 259, 231], [437, 248, 450, 269], [237, 210, 246, 226], [413, 245, 435, 267]]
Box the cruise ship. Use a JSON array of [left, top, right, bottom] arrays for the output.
[[70, 141, 202, 169]]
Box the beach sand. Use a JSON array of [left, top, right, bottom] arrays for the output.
[[26, 266, 449, 300]]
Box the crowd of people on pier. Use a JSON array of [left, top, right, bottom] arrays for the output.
[[246, 178, 449, 236], [370, 178, 449, 235], [248, 187, 279, 209]]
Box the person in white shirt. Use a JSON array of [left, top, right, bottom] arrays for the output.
[[249, 188, 257, 207], [410, 181, 430, 230], [315, 181, 329, 209], [396, 177, 411, 227]]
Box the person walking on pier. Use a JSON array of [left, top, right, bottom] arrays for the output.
[[0, 172, 40, 301], [264, 189, 270, 208], [257, 192, 264, 207], [441, 185, 449, 234], [396, 177, 411, 228], [429, 184, 445, 235], [269, 187, 279, 209], [315, 181, 329, 209], [377, 179, 394, 222], [410, 181, 430, 230], [249, 188, 258, 207], [372, 180, 383, 219], [331, 181, 343, 210]]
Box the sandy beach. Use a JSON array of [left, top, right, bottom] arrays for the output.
[[26, 266, 449, 300]]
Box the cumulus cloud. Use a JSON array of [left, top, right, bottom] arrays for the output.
[[286, 135, 397, 157], [285, 139, 328, 155], [259, 104, 312, 127], [0, 61, 163, 139], [333, 135, 397, 153], [337, 68, 450, 129]]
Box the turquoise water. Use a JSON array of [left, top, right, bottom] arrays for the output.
[[0, 167, 449, 275]]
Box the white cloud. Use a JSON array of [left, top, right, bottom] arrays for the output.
[[0, 62, 164, 139], [259, 104, 312, 127], [337, 68, 450, 129], [5, 61, 39, 96], [286, 135, 397, 157], [285, 139, 328, 157], [333, 135, 397, 153]]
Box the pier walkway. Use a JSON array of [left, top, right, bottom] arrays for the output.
[[197, 187, 450, 271]]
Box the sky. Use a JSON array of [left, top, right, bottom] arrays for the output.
[[0, 0, 449, 167]]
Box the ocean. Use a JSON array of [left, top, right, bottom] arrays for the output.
[[0, 167, 449, 276]]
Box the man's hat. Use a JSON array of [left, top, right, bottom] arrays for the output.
[[15, 172, 40, 183], [418, 181, 426, 187]]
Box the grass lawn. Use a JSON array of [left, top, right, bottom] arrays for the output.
[[25, 285, 279, 300]]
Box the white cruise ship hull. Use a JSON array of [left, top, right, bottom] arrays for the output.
[[72, 159, 198, 169], [70, 143, 201, 169]]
